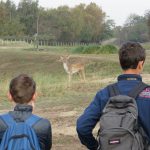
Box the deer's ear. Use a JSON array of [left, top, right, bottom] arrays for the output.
[[58, 56, 63, 62], [60, 56, 63, 59]]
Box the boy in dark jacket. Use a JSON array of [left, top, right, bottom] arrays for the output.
[[76, 42, 150, 150], [0, 74, 52, 150]]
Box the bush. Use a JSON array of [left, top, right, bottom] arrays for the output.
[[97, 45, 118, 54], [82, 45, 100, 54], [72, 44, 118, 54], [72, 46, 85, 53]]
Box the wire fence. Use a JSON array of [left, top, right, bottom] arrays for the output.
[[0, 37, 100, 47]]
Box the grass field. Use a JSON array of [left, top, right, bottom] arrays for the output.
[[0, 45, 150, 150]]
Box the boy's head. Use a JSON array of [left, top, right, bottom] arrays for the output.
[[9, 74, 36, 104], [119, 42, 146, 71]]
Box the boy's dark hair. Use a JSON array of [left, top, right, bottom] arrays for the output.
[[119, 41, 146, 70], [9, 74, 36, 104]]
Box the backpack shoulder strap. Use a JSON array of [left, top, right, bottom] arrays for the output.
[[128, 82, 149, 99], [108, 83, 120, 97], [0, 113, 15, 126], [25, 114, 41, 127]]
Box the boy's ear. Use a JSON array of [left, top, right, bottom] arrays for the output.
[[139, 61, 144, 68], [32, 92, 37, 101], [7, 92, 13, 102], [137, 61, 144, 72]]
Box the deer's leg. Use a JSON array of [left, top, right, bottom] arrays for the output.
[[78, 71, 82, 81], [81, 69, 86, 81], [68, 73, 72, 86]]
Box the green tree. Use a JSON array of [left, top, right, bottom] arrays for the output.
[[79, 3, 105, 42], [145, 10, 150, 39], [0, 1, 24, 36], [38, 3, 105, 43], [5, 0, 16, 22], [115, 14, 149, 44], [99, 19, 115, 41], [18, 0, 39, 35]]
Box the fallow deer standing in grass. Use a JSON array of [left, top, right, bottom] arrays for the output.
[[59, 56, 85, 86]]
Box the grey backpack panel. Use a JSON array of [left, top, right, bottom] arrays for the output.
[[97, 82, 149, 150]]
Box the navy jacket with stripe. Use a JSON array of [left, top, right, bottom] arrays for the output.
[[76, 74, 150, 150]]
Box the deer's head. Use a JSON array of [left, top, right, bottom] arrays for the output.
[[58, 55, 70, 63]]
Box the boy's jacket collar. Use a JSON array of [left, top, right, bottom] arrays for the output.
[[118, 74, 142, 81], [14, 104, 33, 112]]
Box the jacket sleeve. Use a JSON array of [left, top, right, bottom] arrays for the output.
[[0, 118, 8, 144], [44, 121, 52, 150], [34, 119, 52, 150], [76, 88, 108, 150]]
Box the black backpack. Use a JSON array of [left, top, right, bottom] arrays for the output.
[[97, 82, 150, 150]]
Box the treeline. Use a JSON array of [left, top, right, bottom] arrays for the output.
[[0, 0, 115, 43], [0, 0, 39, 36], [114, 12, 150, 44], [0, 0, 150, 44]]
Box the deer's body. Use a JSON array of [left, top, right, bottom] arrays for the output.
[[63, 62, 84, 74], [59, 56, 85, 86]]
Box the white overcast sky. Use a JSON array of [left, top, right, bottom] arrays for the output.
[[11, 0, 150, 26]]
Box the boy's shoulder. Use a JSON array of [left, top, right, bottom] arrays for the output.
[[0, 113, 51, 130], [35, 116, 51, 127], [32, 114, 51, 131], [0, 115, 8, 131], [96, 85, 110, 98]]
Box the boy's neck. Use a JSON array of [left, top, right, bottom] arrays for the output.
[[123, 69, 141, 75]]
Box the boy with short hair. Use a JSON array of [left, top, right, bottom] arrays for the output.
[[0, 74, 52, 150], [76, 42, 150, 149]]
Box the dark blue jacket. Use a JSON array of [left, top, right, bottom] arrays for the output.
[[76, 74, 150, 150]]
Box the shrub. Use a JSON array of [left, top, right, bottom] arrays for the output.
[[82, 45, 100, 54], [72, 46, 84, 53], [72, 44, 118, 54], [97, 45, 118, 54]]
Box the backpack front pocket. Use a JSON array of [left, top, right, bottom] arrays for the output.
[[99, 128, 135, 150]]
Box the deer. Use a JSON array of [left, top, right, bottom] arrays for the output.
[[59, 56, 86, 86]]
